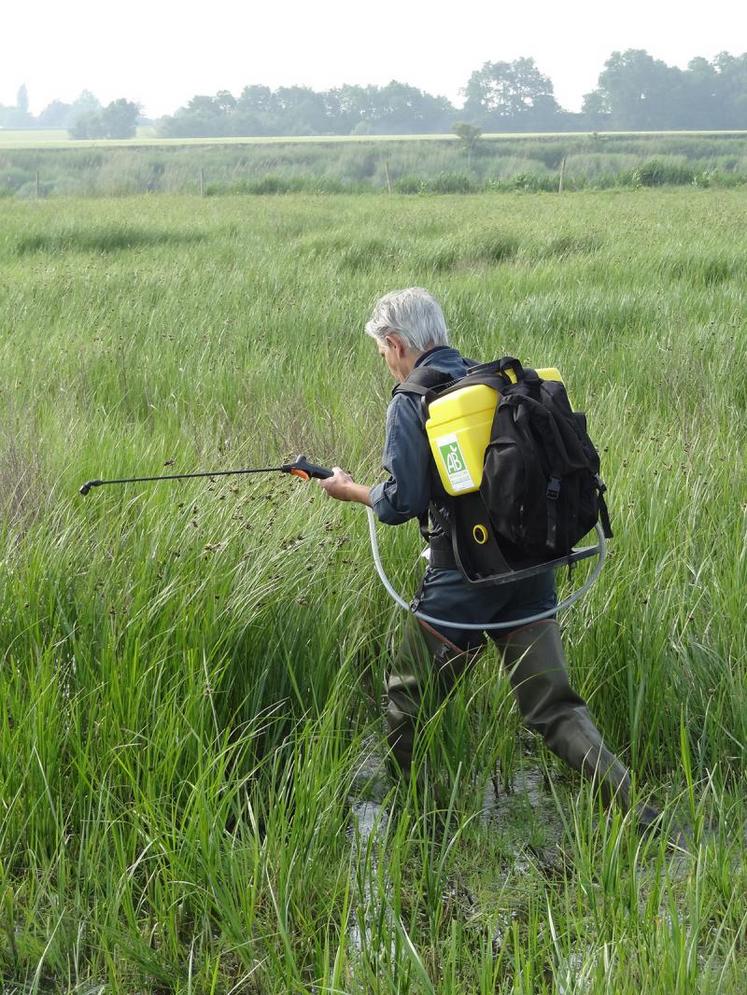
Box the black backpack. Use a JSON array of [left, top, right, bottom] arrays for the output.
[[397, 356, 612, 584]]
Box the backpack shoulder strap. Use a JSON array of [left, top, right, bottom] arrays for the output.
[[392, 366, 454, 399]]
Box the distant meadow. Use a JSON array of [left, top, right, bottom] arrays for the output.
[[1, 130, 747, 198]]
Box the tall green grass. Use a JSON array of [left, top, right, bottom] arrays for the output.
[[2, 131, 747, 198], [0, 190, 744, 992]]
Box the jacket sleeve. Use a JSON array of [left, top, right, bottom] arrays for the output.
[[369, 393, 432, 525]]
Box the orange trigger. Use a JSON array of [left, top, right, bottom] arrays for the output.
[[290, 469, 310, 481]]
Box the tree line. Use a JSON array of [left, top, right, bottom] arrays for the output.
[[157, 51, 747, 137], [2, 50, 745, 139]]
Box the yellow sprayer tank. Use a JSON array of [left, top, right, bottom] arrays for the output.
[[425, 368, 563, 496]]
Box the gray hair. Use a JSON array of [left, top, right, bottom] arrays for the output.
[[365, 287, 449, 352]]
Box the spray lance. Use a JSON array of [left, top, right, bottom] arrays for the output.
[[79, 454, 334, 495], [79, 455, 605, 631]]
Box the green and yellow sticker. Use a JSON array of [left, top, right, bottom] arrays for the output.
[[437, 434, 474, 492]]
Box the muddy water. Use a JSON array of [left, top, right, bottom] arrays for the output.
[[347, 740, 705, 989], [348, 798, 391, 953], [346, 745, 565, 957], [347, 738, 393, 955]]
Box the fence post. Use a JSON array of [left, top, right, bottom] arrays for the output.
[[558, 156, 566, 194], [383, 158, 392, 195], [35, 170, 40, 198], [199, 168, 205, 197]]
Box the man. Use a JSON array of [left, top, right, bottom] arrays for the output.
[[319, 287, 648, 820]]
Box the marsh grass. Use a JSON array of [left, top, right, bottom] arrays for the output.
[[3, 132, 747, 199], [0, 189, 744, 992]]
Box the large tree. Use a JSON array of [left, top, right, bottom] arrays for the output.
[[712, 52, 747, 128], [72, 90, 101, 116], [69, 97, 139, 139], [160, 93, 231, 137], [37, 100, 74, 128], [325, 84, 375, 133], [367, 81, 454, 134], [582, 50, 682, 129], [680, 57, 722, 130], [272, 86, 330, 134], [463, 58, 559, 128], [68, 111, 106, 140], [233, 85, 275, 135], [583, 49, 747, 130], [100, 99, 139, 139]]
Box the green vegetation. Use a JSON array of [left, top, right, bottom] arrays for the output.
[[2, 130, 747, 198], [0, 190, 745, 992]]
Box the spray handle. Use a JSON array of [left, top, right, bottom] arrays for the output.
[[283, 454, 335, 481]]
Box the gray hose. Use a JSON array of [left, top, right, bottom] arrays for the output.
[[366, 508, 606, 631]]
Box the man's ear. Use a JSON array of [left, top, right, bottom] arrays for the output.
[[385, 333, 406, 357]]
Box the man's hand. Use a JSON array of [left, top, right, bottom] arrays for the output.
[[318, 467, 372, 507]]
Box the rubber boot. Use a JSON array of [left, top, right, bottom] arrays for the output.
[[384, 619, 473, 783], [494, 620, 631, 809]]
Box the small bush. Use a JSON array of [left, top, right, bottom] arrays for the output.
[[634, 159, 695, 187], [247, 175, 297, 194], [394, 175, 424, 194], [426, 172, 475, 194], [503, 172, 558, 192]]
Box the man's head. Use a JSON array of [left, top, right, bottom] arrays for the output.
[[365, 287, 449, 382]]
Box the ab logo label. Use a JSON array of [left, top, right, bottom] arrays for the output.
[[436, 436, 474, 492], [444, 444, 465, 475]]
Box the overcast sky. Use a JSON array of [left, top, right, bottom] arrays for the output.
[[2, 0, 746, 117]]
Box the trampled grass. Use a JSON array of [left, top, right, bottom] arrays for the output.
[[0, 189, 745, 992]]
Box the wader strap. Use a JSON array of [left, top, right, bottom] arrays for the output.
[[424, 503, 457, 570], [429, 538, 457, 571]]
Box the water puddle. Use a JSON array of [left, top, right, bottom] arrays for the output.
[[348, 798, 391, 954], [347, 738, 392, 956], [345, 748, 701, 977], [481, 765, 549, 819]]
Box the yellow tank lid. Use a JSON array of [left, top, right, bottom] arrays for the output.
[[426, 384, 499, 430]]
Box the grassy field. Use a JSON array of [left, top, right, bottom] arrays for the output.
[[2, 131, 747, 198], [0, 189, 745, 993], [0, 129, 71, 146]]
